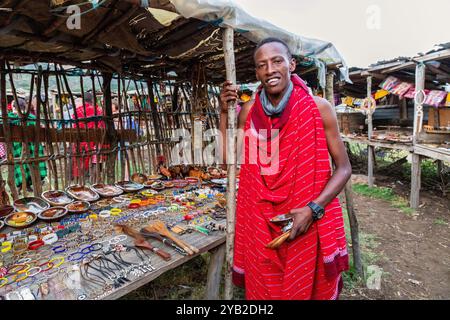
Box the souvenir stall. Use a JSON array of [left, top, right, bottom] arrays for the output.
[[0, 0, 348, 300], [337, 44, 450, 207]]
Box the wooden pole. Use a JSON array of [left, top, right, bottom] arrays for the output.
[[410, 63, 425, 209], [410, 154, 422, 209], [344, 178, 363, 277], [367, 76, 375, 187], [413, 63, 426, 144], [0, 60, 19, 200], [223, 27, 237, 300], [102, 72, 117, 184], [205, 244, 226, 299], [327, 72, 363, 277], [148, 80, 162, 156]]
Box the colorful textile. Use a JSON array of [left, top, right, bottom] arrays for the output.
[[0, 143, 6, 159], [7, 113, 47, 188], [233, 74, 349, 300], [424, 90, 447, 107], [71, 103, 106, 177], [379, 76, 400, 91], [391, 82, 413, 97]]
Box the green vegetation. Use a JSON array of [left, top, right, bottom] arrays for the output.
[[434, 218, 448, 226], [352, 183, 414, 215], [121, 253, 211, 300], [342, 207, 381, 291]]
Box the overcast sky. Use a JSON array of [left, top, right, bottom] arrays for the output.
[[235, 0, 450, 68]]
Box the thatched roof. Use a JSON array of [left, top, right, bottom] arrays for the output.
[[0, 0, 348, 86]]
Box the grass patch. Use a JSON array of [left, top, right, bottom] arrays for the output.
[[434, 218, 448, 226], [121, 254, 210, 300], [352, 183, 414, 215], [342, 207, 381, 291]]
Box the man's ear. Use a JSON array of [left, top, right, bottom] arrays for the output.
[[289, 58, 296, 73]]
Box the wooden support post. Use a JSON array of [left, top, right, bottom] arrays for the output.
[[102, 72, 117, 184], [413, 63, 426, 144], [205, 243, 226, 300], [0, 60, 19, 200], [400, 98, 407, 121], [325, 71, 335, 107], [223, 27, 238, 300], [148, 80, 162, 156], [327, 73, 363, 278], [410, 63, 426, 208], [367, 76, 375, 187], [410, 154, 422, 209], [344, 180, 363, 277]]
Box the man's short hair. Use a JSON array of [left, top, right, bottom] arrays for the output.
[[254, 37, 293, 61]]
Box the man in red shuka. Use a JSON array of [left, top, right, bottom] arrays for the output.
[[218, 38, 351, 300]]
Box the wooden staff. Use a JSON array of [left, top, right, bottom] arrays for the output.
[[124, 79, 140, 173], [131, 80, 145, 173], [222, 27, 238, 300], [326, 71, 363, 277], [117, 77, 130, 180], [102, 72, 117, 184], [147, 80, 162, 156], [54, 67, 68, 188], [153, 82, 169, 164], [0, 60, 19, 200], [91, 74, 101, 184], [60, 67, 83, 186], [139, 81, 154, 174], [121, 78, 137, 175], [79, 76, 89, 185], [94, 71, 109, 183], [42, 71, 59, 190], [135, 80, 152, 173], [6, 63, 36, 196], [180, 85, 190, 131], [31, 70, 45, 196]]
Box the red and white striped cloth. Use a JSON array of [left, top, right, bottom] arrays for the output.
[[0, 143, 6, 159], [233, 74, 349, 300]]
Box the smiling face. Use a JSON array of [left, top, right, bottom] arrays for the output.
[[254, 42, 296, 105]]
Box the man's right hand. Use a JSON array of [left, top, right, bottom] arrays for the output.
[[219, 80, 239, 114]]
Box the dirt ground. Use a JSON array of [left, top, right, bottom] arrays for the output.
[[123, 173, 449, 300], [340, 175, 450, 300]]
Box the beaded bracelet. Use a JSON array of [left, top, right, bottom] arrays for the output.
[[26, 266, 42, 278], [8, 263, 29, 275], [49, 256, 65, 268], [0, 276, 8, 288], [39, 261, 54, 272], [68, 252, 85, 262]]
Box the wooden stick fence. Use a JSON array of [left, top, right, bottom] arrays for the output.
[[0, 65, 221, 199]]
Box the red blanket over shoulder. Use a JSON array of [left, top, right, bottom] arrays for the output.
[[233, 74, 349, 300]]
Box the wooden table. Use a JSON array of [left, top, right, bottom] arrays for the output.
[[101, 225, 226, 300], [0, 195, 228, 300]]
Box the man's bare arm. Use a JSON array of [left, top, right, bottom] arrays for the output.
[[311, 96, 352, 208], [289, 96, 351, 240]]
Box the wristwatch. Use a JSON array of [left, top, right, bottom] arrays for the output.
[[307, 202, 325, 221]]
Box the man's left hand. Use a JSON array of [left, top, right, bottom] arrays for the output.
[[288, 206, 314, 241]]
